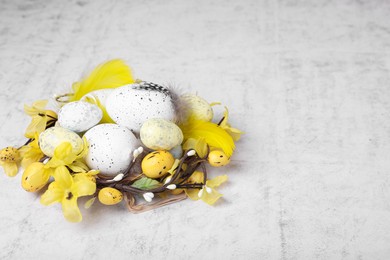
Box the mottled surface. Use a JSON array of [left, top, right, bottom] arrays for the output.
[[58, 101, 102, 132], [0, 0, 390, 259]]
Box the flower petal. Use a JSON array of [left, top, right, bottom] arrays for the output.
[[53, 142, 75, 162], [53, 166, 73, 189], [206, 175, 228, 188], [188, 171, 204, 184], [40, 183, 64, 205], [201, 188, 223, 205], [185, 189, 200, 201], [25, 116, 47, 138], [24, 100, 48, 116], [1, 162, 18, 177], [67, 160, 89, 173], [72, 177, 96, 197], [61, 197, 82, 223]]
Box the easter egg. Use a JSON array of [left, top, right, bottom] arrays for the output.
[[58, 101, 102, 132], [181, 94, 213, 121], [140, 118, 183, 150], [0, 147, 20, 162], [141, 151, 175, 179], [83, 124, 139, 175], [21, 162, 50, 192], [207, 150, 230, 167], [39, 127, 84, 157], [98, 187, 123, 205], [81, 89, 113, 106], [106, 82, 176, 133]]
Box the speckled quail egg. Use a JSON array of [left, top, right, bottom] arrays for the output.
[[141, 151, 175, 179], [181, 94, 213, 121], [106, 82, 176, 133], [83, 124, 139, 176], [207, 150, 230, 167], [58, 101, 102, 132], [21, 162, 50, 192], [39, 127, 84, 157], [140, 118, 183, 150], [98, 187, 123, 205]]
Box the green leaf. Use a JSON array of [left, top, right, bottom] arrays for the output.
[[131, 177, 161, 190]]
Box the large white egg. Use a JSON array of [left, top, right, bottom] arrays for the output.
[[140, 118, 183, 150], [106, 82, 176, 133], [81, 89, 113, 106], [58, 101, 102, 132], [39, 127, 84, 157], [83, 124, 139, 175]]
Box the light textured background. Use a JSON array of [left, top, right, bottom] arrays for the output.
[[1, 0, 390, 259]]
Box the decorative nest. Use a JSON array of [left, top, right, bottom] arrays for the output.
[[0, 59, 243, 223]]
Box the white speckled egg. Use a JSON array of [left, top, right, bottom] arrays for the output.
[[81, 89, 113, 106], [58, 101, 102, 132], [106, 82, 176, 133], [39, 127, 84, 157], [181, 94, 213, 121], [140, 118, 183, 150], [83, 124, 139, 176]]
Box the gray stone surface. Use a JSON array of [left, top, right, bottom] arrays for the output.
[[0, 0, 389, 259]]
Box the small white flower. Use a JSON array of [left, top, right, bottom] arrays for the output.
[[187, 150, 196, 157], [166, 184, 176, 190], [143, 192, 154, 202], [113, 173, 124, 181], [42, 158, 50, 164], [198, 188, 204, 198], [106, 173, 124, 183], [164, 176, 172, 184]]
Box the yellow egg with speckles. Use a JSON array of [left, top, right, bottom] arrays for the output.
[[207, 150, 230, 167], [181, 94, 213, 121], [39, 127, 83, 157], [0, 147, 20, 162], [141, 151, 175, 179], [98, 187, 123, 205], [21, 162, 50, 192]]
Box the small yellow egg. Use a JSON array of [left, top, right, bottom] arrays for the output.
[[98, 187, 123, 205], [0, 147, 20, 162], [181, 94, 214, 121], [21, 162, 50, 192], [207, 150, 230, 167], [141, 151, 175, 179]]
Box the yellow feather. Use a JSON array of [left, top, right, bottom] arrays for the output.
[[83, 96, 115, 124], [180, 118, 235, 157], [70, 59, 135, 101]]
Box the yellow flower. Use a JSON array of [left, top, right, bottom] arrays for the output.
[[19, 133, 45, 168], [182, 138, 208, 158], [24, 100, 57, 138], [0, 147, 21, 177], [40, 166, 96, 222], [219, 106, 243, 141], [185, 171, 228, 205], [74, 170, 99, 183], [44, 139, 88, 171]]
